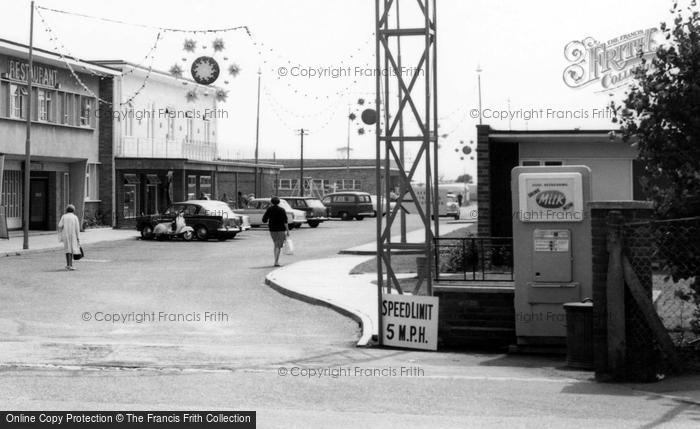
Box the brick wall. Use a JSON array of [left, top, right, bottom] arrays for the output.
[[589, 201, 654, 380], [476, 125, 491, 237], [98, 77, 114, 226]]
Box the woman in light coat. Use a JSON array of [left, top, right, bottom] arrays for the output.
[[58, 204, 81, 270]]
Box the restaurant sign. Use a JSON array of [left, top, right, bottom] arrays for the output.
[[7, 58, 58, 87]]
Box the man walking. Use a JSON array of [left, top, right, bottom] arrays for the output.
[[262, 196, 289, 267]]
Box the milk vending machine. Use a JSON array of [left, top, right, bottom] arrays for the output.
[[510, 166, 592, 346]]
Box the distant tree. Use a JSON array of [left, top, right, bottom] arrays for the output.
[[612, 1, 700, 218], [455, 174, 473, 184]]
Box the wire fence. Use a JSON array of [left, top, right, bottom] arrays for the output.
[[622, 216, 700, 377]]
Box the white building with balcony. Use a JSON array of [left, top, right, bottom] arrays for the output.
[[93, 61, 280, 228]]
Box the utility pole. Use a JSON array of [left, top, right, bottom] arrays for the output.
[[23, 1, 35, 250], [253, 68, 261, 195], [477, 65, 483, 126], [296, 129, 309, 196]]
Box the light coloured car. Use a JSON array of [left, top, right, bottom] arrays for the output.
[[234, 198, 307, 229], [369, 195, 398, 217]]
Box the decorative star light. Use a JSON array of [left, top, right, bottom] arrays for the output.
[[186, 89, 198, 102], [215, 89, 229, 102], [212, 38, 225, 52], [228, 63, 241, 77], [348, 113, 357, 121], [358, 98, 365, 105], [357, 128, 366, 135], [183, 39, 197, 52], [169, 64, 183, 78]]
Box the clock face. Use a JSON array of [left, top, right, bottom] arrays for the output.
[[191, 56, 220, 85]]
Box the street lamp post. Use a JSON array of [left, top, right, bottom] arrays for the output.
[[254, 68, 261, 196], [23, 1, 35, 250], [296, 129, 309, 196]]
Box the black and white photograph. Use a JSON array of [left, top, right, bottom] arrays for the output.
[[1, 0, 700, 427]]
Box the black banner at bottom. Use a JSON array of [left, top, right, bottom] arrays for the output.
[[2, 412, 256, 428]]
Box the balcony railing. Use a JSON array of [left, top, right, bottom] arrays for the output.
[[117, 137, 218, 161]]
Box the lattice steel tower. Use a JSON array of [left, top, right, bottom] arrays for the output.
[[374, 0, 439, 307]]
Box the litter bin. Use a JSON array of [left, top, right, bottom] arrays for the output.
[[563, 299, 594, 369]]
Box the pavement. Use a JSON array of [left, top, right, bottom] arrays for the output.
[[265, 225, 700, 407], [1, 227, 138, 256]]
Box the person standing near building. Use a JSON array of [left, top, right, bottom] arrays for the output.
[[457, 193, 464, 207], [58, 204, 81, 271], [262, 196, 289, 267]]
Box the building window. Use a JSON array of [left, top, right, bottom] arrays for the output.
[[146, 174, 161, 215], [199, 176, 212, 199], [124, 104, 134, 136], [80, 96, 92, 127], [203, 120, 210, 144], [123, 174, 141, 219], [10, 85, 27, 119], [333, 179, 361, 191], [279, 179, 292, 190], [166, 109, 175, 140], [85, 163, 100, 200], [186, 116, 194, 142], [62, 93, 74, 125], [187, 175, 197, 200], [38, 89, 53, 122], [279, 179, 299, 191], [520, 160, 564, 166], [1, 170, 22, 219]]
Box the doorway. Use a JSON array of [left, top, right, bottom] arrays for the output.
[[29, 178, 48, 230]]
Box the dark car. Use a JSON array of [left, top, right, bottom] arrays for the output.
[[283, 197, 329, 228], [321, 191, 374, 220], [137, 200, 248, 241]]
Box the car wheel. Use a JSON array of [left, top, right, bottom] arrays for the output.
[[195, 225, 209, 240], [308, 220, 320, 228], [141, 225, 154, 240], [355, 215, 364, 221], [217, 236, 228, 241], [288, 223, 295, 230], [453, 214, 460, 220], [183, 230, 194, 241], [340, 212, 350, 221]]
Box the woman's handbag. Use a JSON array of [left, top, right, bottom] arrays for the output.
[[73, 247, 85, 260], [283, 238, 294, 255]]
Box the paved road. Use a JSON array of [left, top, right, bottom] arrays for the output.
[[1, 216, 698, 428]]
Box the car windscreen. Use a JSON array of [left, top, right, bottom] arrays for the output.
[[305, 199, 325, 208], [290, 199, 308, 208], [198, 201, 236, 218]]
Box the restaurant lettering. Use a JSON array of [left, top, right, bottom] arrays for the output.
[[8, 59, 58, 87]]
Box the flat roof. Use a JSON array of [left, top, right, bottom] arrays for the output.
[[0, 38, 120, 76]]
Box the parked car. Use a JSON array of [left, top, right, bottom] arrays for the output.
[[321, 191, 374, 220], [283, 197, 329, 228], [369, 195, 398, 217], [137, 200, 249, 241], [233, 198, 307, 229]]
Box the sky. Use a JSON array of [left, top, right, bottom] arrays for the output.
[[0, 0, 684, 180]]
